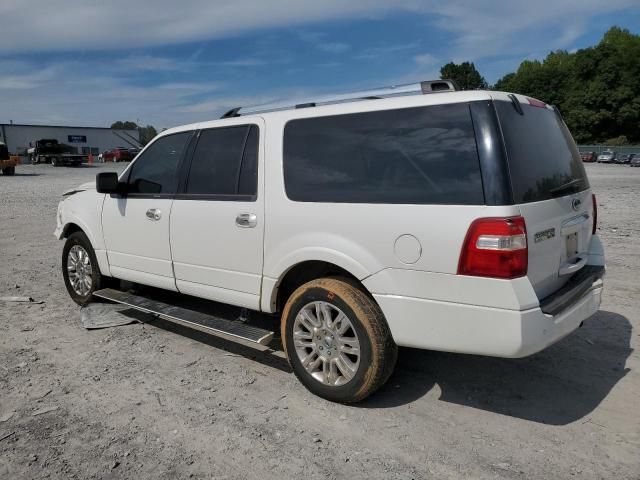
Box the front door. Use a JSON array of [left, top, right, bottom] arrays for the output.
[[170, 121, 264, 310], [102, 131, 193, 291]]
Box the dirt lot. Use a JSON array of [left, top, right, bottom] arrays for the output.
[[1, 162, 638, 479]]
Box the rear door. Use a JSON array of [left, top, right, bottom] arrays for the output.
[[170, 120, 264, 310], [494, 97, 593, 299]]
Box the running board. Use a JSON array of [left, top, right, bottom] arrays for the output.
[[93, 288, 274, 346]]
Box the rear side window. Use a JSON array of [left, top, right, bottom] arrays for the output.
[[185, 125, 258, 197], [495, 101, 589, 203], [127, 132, 191, 194], [283, 104, 484, 204]]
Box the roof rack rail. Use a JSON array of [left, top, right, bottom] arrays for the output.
[[219, 79, 457, 118]]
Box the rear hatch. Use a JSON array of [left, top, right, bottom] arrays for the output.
[[494, 96, 593, 300]]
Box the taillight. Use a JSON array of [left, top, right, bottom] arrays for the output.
[[458, 216, 528, 279], [592, 193, 597, 234]]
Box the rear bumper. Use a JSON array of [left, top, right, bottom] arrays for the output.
[[373, 276, 603, 358]]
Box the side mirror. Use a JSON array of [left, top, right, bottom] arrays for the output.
[[96, 172, 122, 194]]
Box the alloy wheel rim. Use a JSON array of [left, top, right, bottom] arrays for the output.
[[293, 301, 361, 386], [67, 245, 93, 296]]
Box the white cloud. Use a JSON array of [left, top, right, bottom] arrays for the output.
[[115, 55, 192, 72], [355, 42, 419, 60], [0, 0, 634, 59], [298, 31, 351, 54], [0, 60, 227, 128], [414, 53, 438, 67], [430, 0, 636, 59], [0, 0, 411, 53]]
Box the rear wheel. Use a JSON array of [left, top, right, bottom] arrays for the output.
[[281, 277, 397, 403], [2, 167, 15, 176], [62, 231, 107, 305]]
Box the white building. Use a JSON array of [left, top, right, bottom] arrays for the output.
[[0, 123, 140, 157]]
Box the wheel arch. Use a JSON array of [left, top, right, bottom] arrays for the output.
[[60, 222, 84, 239], [264, 259, 374, 314], [58, 218, 111, 277]]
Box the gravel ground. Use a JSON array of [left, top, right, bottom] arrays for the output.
[[0, 162, 638, 479]]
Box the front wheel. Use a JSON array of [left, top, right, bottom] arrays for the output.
[[281, 277, 397, 403], [62, 231, 107, 305]]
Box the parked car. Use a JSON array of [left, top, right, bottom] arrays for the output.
[[100, 150, 115, 162], [630, 156, 640, 167], [54, 82, 605, 403], [101, 147, 133, 163], [580, 151, 597, 163], [128, 147, 141, 158], [617, 153, 636, 164], [597, 150, 616, 163]]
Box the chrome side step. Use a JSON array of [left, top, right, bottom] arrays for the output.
[[93, 288, 274, 346]]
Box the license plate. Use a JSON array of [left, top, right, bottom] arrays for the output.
[[566, 232, 578, 258]]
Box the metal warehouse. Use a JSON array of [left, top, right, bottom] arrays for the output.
[[0, 123, 140, 157]]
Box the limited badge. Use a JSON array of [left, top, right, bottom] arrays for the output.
[[534, 227, 556, 243]]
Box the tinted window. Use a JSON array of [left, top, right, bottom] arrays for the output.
[[238, 125, 259, 196], [283, 104, 484, 204], [186, 125, 258, 196], [127, 132, 191, 194], [495, 101, 589, 203]]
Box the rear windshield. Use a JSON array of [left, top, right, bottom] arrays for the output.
[[495, 100, 589, 203]]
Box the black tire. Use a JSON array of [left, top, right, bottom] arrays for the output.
[[2, 166, 15, 176], [62, 231, 107, 305], [281, 277, 397, 403], [51, 157, 58, 167]]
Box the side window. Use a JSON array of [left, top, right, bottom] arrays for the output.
[[283, 104, 484, 205], [238, 125, 259, 196], [127, 132, 191, 194], [185, 124, 259, 197]]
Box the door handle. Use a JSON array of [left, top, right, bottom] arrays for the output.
[[146, 208, 162, 221], [236, 213, 257, 228], [558, 255, 588, 276]]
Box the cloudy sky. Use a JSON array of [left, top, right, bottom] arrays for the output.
[[0, 0, 638, 129]]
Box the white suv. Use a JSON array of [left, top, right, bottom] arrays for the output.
[[55, 80, 605, 402]]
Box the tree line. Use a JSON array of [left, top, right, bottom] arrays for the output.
[[440, 27, 639, 144]]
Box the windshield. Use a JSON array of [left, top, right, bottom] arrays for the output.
[[495, 100, 589, 203]]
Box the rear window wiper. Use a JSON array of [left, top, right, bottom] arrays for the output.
[[549, 178, 584, 197]]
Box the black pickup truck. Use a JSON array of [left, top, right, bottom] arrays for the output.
[[27, 139, 86, 167]]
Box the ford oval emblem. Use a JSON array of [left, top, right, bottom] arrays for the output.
[[571, 198, 582, 211]]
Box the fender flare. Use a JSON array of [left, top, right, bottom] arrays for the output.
[[261, 247, 374, 312]]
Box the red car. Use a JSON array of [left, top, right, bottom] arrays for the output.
[[101, 147, 133, 162], [580, 151, 597, 163]]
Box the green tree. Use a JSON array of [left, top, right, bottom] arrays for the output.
[[138, 125, 158, 145], [110, 121, 138, 130], [493, 27, 640, 144], [440, 62, 488, 90]]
